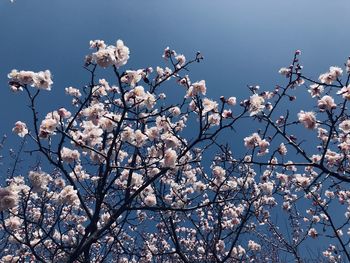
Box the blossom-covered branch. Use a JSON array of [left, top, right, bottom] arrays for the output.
[[1, 41, 350, 262]]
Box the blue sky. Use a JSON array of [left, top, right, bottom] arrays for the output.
[[0, 0, 350, 156]]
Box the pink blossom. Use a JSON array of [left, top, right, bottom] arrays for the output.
[[278, 143, 287, 155], [248, 240, 261, 251], [319, 66, 342, 85], [121, 70, 144, 87], [65, 86, 82, 97], [169, 107, 181, 116], [337, 85, 350, 100], [144, 194, 157, 206], [227, 96, 237, 106], [208, 113, 221, 125], [308, 84, 324, 98], [61, 147, 80, 163], [339, 120, 350, 133], [202, 98, 218, 114], [12, 121, 28, 137], [317, 95, 336, 111], [0, 188, 17, 212], [89, 39, 106, 49], [244, 133, 261, 149], [258, 139, 270, 156], [186, 80, 206, 97], [33, 70, 53, 90], [58, 185, 79, 205], [28, 171, 50, 192], [58, 108, 71, 119], [249, 94, 265, 116], [308, 228, 318, 238], [298, 111, 317, 129], [92, 40, 129, 68], [163, 149, 177, 168], [175, 54, 186, 67], [294, 174, 311, 188], [278, 67, 291, 77]]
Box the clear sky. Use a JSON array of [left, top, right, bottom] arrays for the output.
[[1, 0, 350, 150]]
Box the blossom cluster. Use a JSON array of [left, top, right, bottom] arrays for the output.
[[2, 41, 350, 262], [8, 69, 53, 92], [88, 39, 129, 68]]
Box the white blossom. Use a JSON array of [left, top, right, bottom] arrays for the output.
[[249, 94, 265, 116], [12, 121, 28, 137], [298, 111, 317, 129], [163, 149, 177, 168], [0, 188, 17, 212], [144, 194, 157, 206], [61, 147, 80, 163], [248, 240, 261, 251], [28, 171, 50, 192]]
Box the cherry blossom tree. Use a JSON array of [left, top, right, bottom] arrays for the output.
[[1, 39, 350, 262]]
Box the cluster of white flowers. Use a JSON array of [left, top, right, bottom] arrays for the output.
[[0, 188, 17, 212], [65, 86, 82, 97], [298, 111, 317, 129], [175, 54, 186, 68], [168, 106, 181, 117], [1, 255, 20, 263], [58, 185, 79, 205], [28, 171, 51, 192], [61, 147, 80, 163], [259, 181, 274, 195], [248, 94, 265, 116], [4, 216, 22, 230], [39, 111, 61, 138], [323, 245, 342, 263], [186, 80, 207, 97], [212, 166, 226, 186], [337, 85, 350, 100], [121, 126, 157, 148], [89, 39, 106, 49], [124, 86, 156, 110], [121, 69, 145, 87], [230, 245, 246, 257], [162, 47, 187, 68], [91, 40, 129, 68], [324, 150, 343, 166], [308, 228, 318, 238], [143, 194, 157, 206], [278, 67, 292, 77], [7, 38, 350, 262], [227, 96, 237, 106], [202, 98, 218, 114], [319, 66, 343, 85], [243, 133, 270, 155], [294, 174, 311, 188], [12, 121, 28, 137], [155, 66, 172, 83], [69, 120, 104, 148], [244, 133, 261, 149], [163, 149, 177, 168], [308, 84, 324, 98], [317, 95, 336, 111], [339, 120, 350, 133], [162, 46, 176, 60], [247, 240, 261, 251], [278, 143, 287, 155], [8, 69, 53, 91], [82, 102, 105, 125]]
